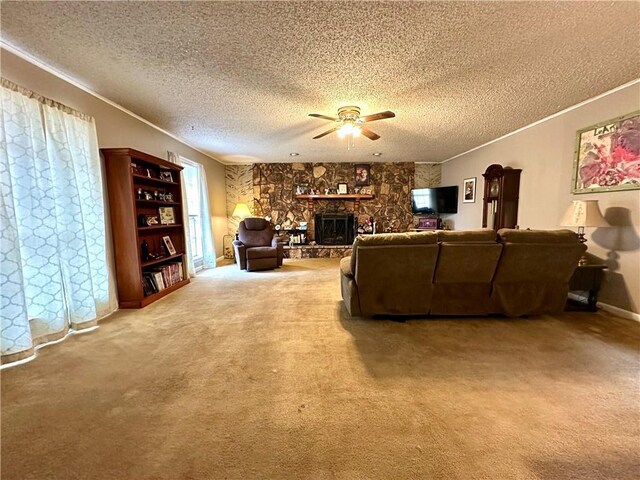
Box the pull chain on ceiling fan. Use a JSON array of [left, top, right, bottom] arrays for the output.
[[309, 106, 395, 149]]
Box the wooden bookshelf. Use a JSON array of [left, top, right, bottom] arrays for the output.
[[101, 148, 190, 308]]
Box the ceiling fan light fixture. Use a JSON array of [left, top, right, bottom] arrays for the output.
[[372, 152, 382, 157], [289, 152, 299, 156]]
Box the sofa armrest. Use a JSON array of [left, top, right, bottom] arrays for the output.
[[340, 256, 354, 279]]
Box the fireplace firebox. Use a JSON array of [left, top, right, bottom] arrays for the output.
[[314, 213, 355, 245]]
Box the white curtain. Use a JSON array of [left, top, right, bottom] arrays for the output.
[[167, 151, 216, 276], [0, 79, 116, 365], [197, 164, 216, 269]]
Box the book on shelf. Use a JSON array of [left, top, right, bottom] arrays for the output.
[[142, 261, 184, 296]]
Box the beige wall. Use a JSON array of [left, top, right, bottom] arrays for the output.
[[1, 48, 227, 258], [441, 83, 640, 314]]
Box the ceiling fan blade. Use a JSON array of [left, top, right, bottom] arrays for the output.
[[360, 126, 380, 141], [309, 113, 337, 121], [361, 111, 395, 123], [312, 127, 338, 139]]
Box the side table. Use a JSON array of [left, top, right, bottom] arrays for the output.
[[568, 263, 607, 311]]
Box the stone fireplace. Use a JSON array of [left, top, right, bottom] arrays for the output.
[[314, 213, 355, 245]]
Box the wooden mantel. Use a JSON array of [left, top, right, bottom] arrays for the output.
[[294, 194, 375, 213]]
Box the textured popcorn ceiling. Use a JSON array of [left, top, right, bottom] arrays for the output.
[[2, 1, 638, 164]]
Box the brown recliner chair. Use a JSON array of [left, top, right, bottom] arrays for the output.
[[233, 218, 284, 271]]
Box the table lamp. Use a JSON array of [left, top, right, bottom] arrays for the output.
[[232, 202, 252, 239], [560, 200, 609, 265]]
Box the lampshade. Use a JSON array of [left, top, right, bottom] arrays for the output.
[[232, 202, 252, 220], [560, 200, 609, 227]]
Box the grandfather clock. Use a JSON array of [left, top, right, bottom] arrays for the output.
[[482, 164, 521, 230]]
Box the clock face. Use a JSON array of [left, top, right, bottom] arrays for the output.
[[490, 179, 500, 197]]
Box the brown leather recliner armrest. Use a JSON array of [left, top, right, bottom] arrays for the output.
[[271, 237, 284, 266], [232, 240, 247, 270]]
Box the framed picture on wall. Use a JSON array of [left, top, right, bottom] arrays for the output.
[[355, 164, 370, 186], [572, 110, 640, 193], [337, 183, 348, 194], [463, 177, 476, 203]]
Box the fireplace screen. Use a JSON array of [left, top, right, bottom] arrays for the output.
[[314, 213, 355, 245]]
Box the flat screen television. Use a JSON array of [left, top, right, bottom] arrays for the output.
[[411, 186, 458, 214]]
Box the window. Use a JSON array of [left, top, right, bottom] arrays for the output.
[[181, 159, 204, 270]]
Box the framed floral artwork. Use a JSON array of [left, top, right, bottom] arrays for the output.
[[572, 111, 640, 193]]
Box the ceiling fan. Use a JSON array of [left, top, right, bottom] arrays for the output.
[[309, 106, 395, 141]]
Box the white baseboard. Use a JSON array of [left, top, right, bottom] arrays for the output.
[[597, 302, 640, 322], [567, 293, 639, 322]]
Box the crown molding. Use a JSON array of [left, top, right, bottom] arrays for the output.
[[0, 40, 228, 165], [441, 78, 640, 164]]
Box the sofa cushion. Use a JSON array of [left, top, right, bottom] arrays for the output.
[[355, 231, 438, 246], [434, 243, 502, 283], [246, 246, 277, 259], [437, 229, 497, 243], [497, 229, 578, 244], [351, 231, 438, 275]]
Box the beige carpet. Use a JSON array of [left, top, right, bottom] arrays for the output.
[[1, 258, 639, 480]]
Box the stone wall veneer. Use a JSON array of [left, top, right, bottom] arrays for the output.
[[225, 164, 253, 235], [253, 162, 415, 240]]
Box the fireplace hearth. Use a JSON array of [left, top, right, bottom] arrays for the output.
[[314, 213, 355, 245]]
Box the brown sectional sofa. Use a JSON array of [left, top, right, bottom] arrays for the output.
[[340, 229, 586, 318]]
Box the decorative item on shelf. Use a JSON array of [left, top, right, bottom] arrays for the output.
[[159, 206, 176, 225], [223, 234, 235, 259], [139, 214, 159, 226], [417, 216, 439, 230], [162, 235, 177, 255], [143, 190, 153, 201], [357, 216, 375, 234], [164, 192, 173, 202], [463, 177, 476, 203], [141, 240, 150, 261], [354, 186, 361, 194], [360, 186, 372, 195], [355, 164, 370, 186], [338, 183, 348, 194], [159, 170, 173, 182], [299, 222, 308, 231], [158, 192, 166, 202], [131, 163, 147, 176], [153, 190, 159, 200], [560, 199, 610, 265], [146, 168, 153, 178], [295, 184, 308, 195], [137, 188, 144, 199]]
